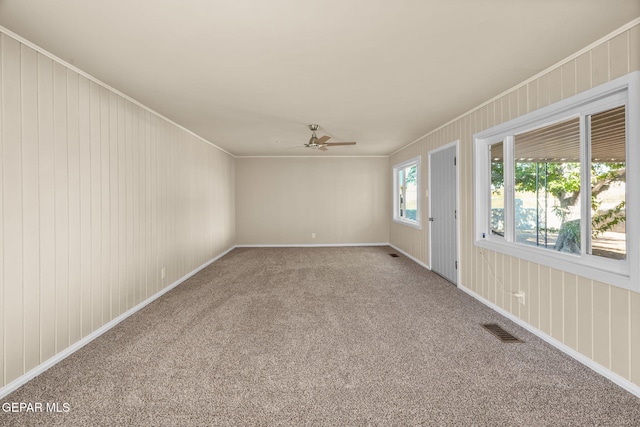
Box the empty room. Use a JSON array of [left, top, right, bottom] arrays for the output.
[[1, 0, 640, 425]]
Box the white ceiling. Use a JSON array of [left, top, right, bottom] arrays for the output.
[[1, 1, 638, 156]]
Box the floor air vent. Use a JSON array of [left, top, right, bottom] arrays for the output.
[[481, 323, 523, 343], [389, 253, 399, 257]]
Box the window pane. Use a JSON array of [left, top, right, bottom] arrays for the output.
[[590, 106, 626, 260], [514, 117, 581, 253], [403, 165, 418, 220], [490, 141, 504, 237]]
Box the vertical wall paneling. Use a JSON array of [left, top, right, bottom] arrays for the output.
[[117, 96, 126, 315], [508, 91, 518, 120], [138, 108, 146, 301], [53, 61, 69, 353], [577, 276, 594, 359], [154, 118, 162, 292], [108, 91, 118, 319], [548, 68, 562, 104], [610, 286, 630, 378], [527, 80, 538, 112], [591, 43, 609, 87], [89, 81, 102, 331], [630, 25, 640, 72], [550, 268, 564, 342], [564, 275, 578, 350], [131, 106, 139, 306], [99, 86, 110, 324], [67, 69, 81, 346], [125, 101, 133, 309], [610, 32, 629, 79], [576, 52, 592, 93], [503, 256, 512, 314], [2, 34, 24, 384], [78, 75, 91, 338], [0, 29, 236, 389], [510, 256, 520, 316], [539, 267, 551, 335], [520, 261, 536, 323], [631, 291, 640, 385], [486, 250, 496, 304], [493, 100, 501, 128], [593, 281, 611, 368], [145, 111, 152, 299], [537, 73, 550, 108], [21, 44, 39, 373], [38, 53, 55, 362], [500, 96, 509, 124], [561, 60, 577, 99], [529, 263, 540, 330], [161, 120, 168, 284], [517, 86, 528, 117]]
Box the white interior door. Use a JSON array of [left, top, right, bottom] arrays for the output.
[[429, 143, 458, 284]]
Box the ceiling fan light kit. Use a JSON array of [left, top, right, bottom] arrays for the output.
[[303, 124, 357, 151]]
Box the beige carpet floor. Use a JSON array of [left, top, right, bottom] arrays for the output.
[[1, 246, 640, 426]]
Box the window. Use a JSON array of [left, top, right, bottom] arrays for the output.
[[393, 156, 421, 228], [474, 71, 639, 291]]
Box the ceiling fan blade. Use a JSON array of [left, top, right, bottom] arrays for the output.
[[325, 142, 356, 146], [319, 146, 329, 151], [316, 135, 331, 145]]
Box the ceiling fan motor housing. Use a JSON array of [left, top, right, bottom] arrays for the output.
[[304, 124, 355, 150]]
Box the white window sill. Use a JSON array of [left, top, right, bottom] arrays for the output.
[[475, 238, 634, 292], [393, 218, 422, 230]]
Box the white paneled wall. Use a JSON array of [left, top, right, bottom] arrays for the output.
[[390, 22, 640, 387], [0, 32, 235, 387]]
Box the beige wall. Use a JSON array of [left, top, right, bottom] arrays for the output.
[[236, 157, 389, 245], [0, 32, 235, 387], [390, 23, 640, 387]]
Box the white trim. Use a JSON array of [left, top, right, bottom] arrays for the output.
[[235, 243, 389, 248], [390, 18, 640, 157], [458, 284, 640, 399], [0, 25, 234, 158], [392, 155, 422, 229], [389, 244, 431, 270], [473, 71, 639, 292], [0, 246, 235, 400]]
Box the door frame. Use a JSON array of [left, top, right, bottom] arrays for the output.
[[428, 140, 461, 285]]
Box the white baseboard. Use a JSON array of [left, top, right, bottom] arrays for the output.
[[458, 284, 640, 399], [388, 244, 431, 270], [0, 245, 235, 400], [235, 243, 389, 248]]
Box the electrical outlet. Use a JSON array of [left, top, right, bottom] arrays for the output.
[[514, 291, 525, 305], [161, 267, 166, 279], [311, 233, 316, 239]]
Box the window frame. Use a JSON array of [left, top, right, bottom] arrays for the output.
[[393, 155, 422, 229], [473, 71, 639, 292]]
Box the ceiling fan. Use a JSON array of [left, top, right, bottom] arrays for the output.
[[304, 124, 356, 151]]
